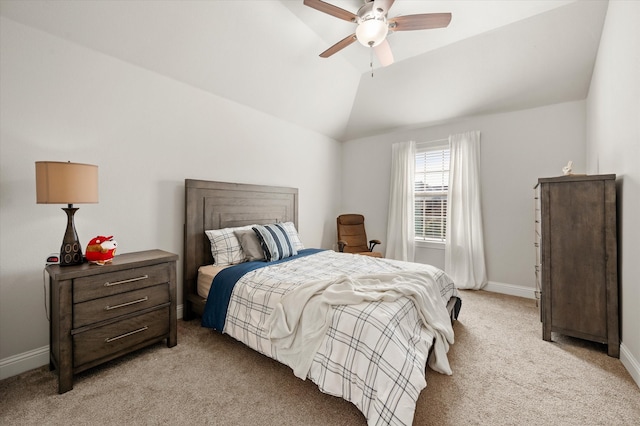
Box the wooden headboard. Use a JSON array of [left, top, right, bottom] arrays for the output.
[[183, 179, 298, 319]]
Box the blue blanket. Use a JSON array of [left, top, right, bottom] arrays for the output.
[[201, 248, 325, 331]]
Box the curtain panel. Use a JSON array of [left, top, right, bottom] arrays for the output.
[[445, 131, 487, 290], [386, 141, 416, 261]]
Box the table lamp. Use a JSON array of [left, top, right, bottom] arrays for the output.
[[36, 161, 99, 266]]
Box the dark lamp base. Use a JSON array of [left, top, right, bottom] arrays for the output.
[[60, 207, 84, 266]]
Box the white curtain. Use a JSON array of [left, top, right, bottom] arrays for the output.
[[445, 131, 487, 290], [386, 141, 416, 261]]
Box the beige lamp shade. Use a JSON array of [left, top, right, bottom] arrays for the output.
[[36, 161, 99, 204]]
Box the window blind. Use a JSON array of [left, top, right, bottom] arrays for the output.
[[415, 141, 449, 241]]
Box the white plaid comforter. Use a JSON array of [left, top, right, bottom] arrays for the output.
[[223, 250, 458, 426]]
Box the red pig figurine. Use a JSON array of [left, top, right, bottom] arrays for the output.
[[85, 236, 117, 265]]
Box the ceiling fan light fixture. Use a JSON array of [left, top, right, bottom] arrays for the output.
[[356, 18, 388, 47], [304, 0, 451, 66]]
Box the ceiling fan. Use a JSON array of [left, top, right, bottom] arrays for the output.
[[303, 0, 452, 67]]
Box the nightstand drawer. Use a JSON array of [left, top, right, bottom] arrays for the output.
[[74, 264, 171, 303], [73, 284, 170, 329], [73, 307, 169, 367]]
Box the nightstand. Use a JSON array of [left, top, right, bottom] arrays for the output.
[[46, 249, 178, 393]]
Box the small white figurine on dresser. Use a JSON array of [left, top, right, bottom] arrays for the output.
[[562, 160, 573, 176]]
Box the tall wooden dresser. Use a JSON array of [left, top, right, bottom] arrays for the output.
[[46, 250, 178, 393], [536, 174, 619, 357]]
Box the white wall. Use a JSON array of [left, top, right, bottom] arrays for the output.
[[342, 101, 587, 297], [0, 18, 342, 377], [585, 0, 640, 387]]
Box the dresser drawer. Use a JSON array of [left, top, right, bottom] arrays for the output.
[[73, 284, 170, 329], [74, 264, 171, 303], [73, 307, 169, 367]]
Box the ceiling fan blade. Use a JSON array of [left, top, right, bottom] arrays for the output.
[[389, 13, 452, 31], [303, 0, 357, 22], [372, 0, 395, 16], [320, 33, 357, 58], [374, 39, 394, 67]]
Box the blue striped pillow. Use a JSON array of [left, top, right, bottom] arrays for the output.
[[252, 223, 297, 261]]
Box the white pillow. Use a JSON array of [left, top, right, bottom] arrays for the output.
[[205, 225, 253, 266], [281, 222, 304, 251]]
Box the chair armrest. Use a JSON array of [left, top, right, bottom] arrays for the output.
[[369, 239, 381, 252], [337, 240, 347, 252]]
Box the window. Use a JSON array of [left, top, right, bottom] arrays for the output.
[[414, 141, 449, 242]]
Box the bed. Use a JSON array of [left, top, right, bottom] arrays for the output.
[[183, 179, 461, 426]]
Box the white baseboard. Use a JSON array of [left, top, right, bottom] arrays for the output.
[[484, 280, 537, 299], [620, 342, 640, 389], [0, 304, 186, 381], [0, 345, 49, 380]]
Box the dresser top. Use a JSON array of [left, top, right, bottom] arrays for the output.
[[538, 174, 616, 184], [46, 249, 178, 280]]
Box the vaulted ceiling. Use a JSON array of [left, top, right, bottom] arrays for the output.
[[0, 0, 608, 141]]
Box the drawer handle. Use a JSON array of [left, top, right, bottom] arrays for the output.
[[105, 326, 149, 343], [104, 275, 149, 287], [105, 296, 149, 311]]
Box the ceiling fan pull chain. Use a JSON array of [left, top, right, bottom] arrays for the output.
[[370, 46, 374, 78]]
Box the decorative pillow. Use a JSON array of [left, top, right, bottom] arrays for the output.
[[234, 229, 265, 261], [252, 223, 298, 262], [281, 221, 304, 251], [205, 225, 253, 266]]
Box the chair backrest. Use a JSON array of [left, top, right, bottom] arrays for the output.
[[337, 214, 369, 253]]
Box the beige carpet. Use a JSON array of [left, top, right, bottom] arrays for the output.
[[1, 290, 638, 425]]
